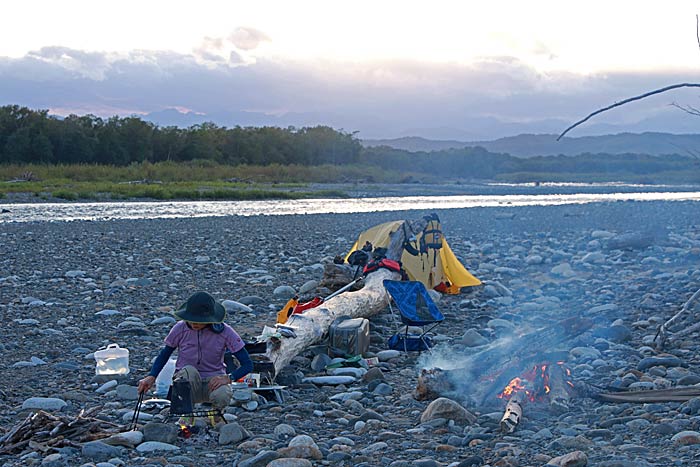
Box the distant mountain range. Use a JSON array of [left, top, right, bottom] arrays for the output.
[[362, 133, 700, 158]]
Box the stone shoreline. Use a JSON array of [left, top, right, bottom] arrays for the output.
[[2, 201, 700, 466]]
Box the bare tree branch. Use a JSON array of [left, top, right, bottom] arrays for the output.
[[670, 101, 700, 116], [696, 14, 700, 51], [557, 83, 700, 140]]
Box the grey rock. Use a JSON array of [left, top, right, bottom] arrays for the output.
[[221, 299, 254, 313], [267, 459, 313, 467], [142, 422, 179, 444], [273, 285, 296, 298], [22, 397, 67, 411], [219, 422, 249, 445], [310, 353, 332, 372], [115, 384, 138, 401], [135, 441, 180, 452], [239, 450, 280, 467], [460, 328, 489, 347], [81, 441, 125, 462]]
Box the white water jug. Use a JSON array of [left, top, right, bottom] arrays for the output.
[[155, 357, 177, 396], [94, 344, 130, 375]]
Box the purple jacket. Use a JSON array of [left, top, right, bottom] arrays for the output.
[[165, 321, 245, 378]]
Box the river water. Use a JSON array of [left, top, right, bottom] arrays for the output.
[[2, 190, 700, 223]]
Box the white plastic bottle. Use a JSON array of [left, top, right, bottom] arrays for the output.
[[155, 357, 177, 397]]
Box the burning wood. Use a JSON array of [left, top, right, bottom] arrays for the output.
[[500, 391, 525, 433], [0, 407, 120, 454], [415, 368, 454, 401], [547, 362, 572, 413], [414, 316, 590, 407]]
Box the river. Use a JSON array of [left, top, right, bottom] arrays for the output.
[[2, 190, 700, 223]]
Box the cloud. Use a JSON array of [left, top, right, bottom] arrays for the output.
[[1, 45, 698, 139], [228, 27, 270, 51]]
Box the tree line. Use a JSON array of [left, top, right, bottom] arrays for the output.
[[1, 105, 698, 183], [0, 105, 362, 166]]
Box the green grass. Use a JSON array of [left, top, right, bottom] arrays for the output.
[[0, 161, 409, 201]]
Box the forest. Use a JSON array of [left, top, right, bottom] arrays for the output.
[[1, 105, 699, 185]]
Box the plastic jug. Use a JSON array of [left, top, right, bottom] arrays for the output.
[[155, 357, 177, 396], [94, 344, 130, 375]]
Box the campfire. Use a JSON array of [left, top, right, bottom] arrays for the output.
[[414, 317, 592, 433], [495, 361, 574, 432]]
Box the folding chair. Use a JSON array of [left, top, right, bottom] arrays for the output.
[[383, 280, 444, 352]]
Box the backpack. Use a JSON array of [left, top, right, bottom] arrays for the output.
[[420, 214, 443, 253]]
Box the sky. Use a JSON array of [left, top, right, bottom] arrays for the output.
[[2, 0, 700, 140]]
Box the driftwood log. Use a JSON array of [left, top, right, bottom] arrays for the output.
[[266, 218, 428, 375], [597, 386, 700, 403], [547, 363, 572, 414]]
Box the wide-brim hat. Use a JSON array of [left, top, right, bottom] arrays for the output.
[[174, 291, 226, 324]]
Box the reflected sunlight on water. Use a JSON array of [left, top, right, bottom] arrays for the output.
[[1, 191, 700, 223]]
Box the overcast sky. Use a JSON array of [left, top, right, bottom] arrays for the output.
[[2, 0, 700, 140]]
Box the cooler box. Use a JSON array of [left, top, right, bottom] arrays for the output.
[[329, 317, 370, 357]]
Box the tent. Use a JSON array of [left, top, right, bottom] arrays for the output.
[[345, 218, 481, 294]]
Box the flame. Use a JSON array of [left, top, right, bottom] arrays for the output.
[[497, 362, 573, 402]]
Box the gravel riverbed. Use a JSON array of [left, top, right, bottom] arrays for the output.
[[2, 200, 700, 467]]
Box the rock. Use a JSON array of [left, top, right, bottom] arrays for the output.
[[459, 328, 489, 347], [372, 382, 393, 395], [150, 316, 176, 325], [95, 380, 118, 394], [267, 459, 313, 467], [239, 450, 280, 467], [222, 299, 254, 313], [302, 375, 356, 385], [142, 422, 179, 444], [276, 446, 323, 461], [219, 422, 250, 445], [546, 450, 588, 466], [420, 398, 476, 424], [310, 353, 332, 371], [671, 430, 700, 445], [115, 384, 138, 400], [274, 423, 297, 440], [327, 367, 366, 378], [298, 280, 319, 294], [81, 441, 125, 462], [376, 350, 401, 361], [101, 430, 143, 448], [22, 397, 67, 411], [637, 355, 684, 371], [362, 367, 385, 382], [550, 262, 576, 278], [273, 286, 296, 299], [135, 441, 180, 452]]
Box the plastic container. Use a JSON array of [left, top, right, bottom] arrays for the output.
[[94, 344, 130, 375], [329, 317, 370, 357], [155, 357, 177, 396]]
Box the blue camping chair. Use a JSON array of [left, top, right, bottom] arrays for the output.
[[383, 280, 445, 352]]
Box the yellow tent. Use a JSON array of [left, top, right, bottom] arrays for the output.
[[345, 219, 481, 294]]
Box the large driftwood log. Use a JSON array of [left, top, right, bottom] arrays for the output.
[[266, 218, 428, 375]]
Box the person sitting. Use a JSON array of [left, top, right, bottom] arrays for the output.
[[137, 291, 253, 420]]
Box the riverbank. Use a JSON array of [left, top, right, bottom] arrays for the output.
[[2, 201, 700, 466]]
